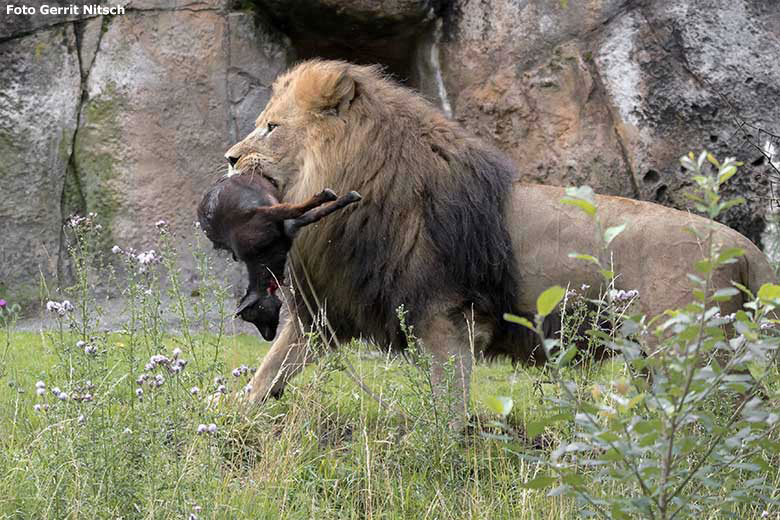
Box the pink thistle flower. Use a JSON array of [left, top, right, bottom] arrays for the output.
[[0, 299, 6, 308]]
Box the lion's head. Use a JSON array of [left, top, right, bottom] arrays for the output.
[[225, 60, 362, 197], [224, 59, 528, 358]]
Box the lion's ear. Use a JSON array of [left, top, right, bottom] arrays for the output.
[[295, 64, 356, 116]]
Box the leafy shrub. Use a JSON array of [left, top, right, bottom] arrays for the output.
[[503, 152, 780, 519]]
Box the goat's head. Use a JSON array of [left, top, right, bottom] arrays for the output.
[[197, 173, 361, 340]]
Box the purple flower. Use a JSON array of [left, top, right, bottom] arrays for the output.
[[36, 388, 46, 396], [84, 344, 97, 355], [149, 354, 170, 366], [45, 300, 74, 316], [197, 424, 208, 435], [136, 388, 144, 398], [207, 423, 217, 434], [190, 386, 200, 395], [172, 347, 182, 359], [169, 359, 187, 374], [136, 250, 157, 265], [35, 380, 46, 389], [78, 414, 85, 425], [216, 385, 226, 394], [0, 299, 6, 308], [58, 392, 68, 401]]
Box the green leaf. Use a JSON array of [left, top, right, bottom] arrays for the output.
[[695, 259, 713, 274], [718, 165, 736, 184], [561, 198, 596, 217], [712, 288, 739, 302], [717, 247, 744, 263], [557, 345, 578, 367], [627, 393, 645, 410], [568, 253, 600, 265], [521, 475, 556, 489], [706, 152, 721, 168], [633, 419, 661, 434], [526, 420, 547, 439], [537, 286, 565, 317], [603, 223, 626, 246], [718, 197, 746, 212], [758, 283, 780, 303], [503, 313, 534, 329], [484, 395, 513, 417]]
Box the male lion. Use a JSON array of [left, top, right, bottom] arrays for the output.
[[224, 59, 777, 420]]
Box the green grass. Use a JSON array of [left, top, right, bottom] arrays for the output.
[[0, 329, 631, 519]]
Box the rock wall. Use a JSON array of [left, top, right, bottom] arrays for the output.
[[1, 0, 291, 302], [1, 0, 778, 303]]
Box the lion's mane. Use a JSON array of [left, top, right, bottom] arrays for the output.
[[276, 61, 536, 361]]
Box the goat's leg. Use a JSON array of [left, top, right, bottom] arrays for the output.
[[291, 191, 362, 227], [258, 189, 338, 220]]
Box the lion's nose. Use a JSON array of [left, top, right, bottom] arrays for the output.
[[226, 154, 240, 167]]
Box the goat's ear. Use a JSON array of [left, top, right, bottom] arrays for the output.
[[295, 62, 355, 116]]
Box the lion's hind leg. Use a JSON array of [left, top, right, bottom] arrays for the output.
[[419, 312, 488, 431]]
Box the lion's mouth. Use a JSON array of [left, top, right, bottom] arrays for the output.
[[234, 154, 279, 189], [234, 153, 264, 174]]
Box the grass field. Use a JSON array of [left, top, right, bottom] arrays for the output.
[[0, 327, 640, 519], [1, 327, 776, 519]]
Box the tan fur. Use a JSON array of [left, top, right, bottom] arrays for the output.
[[225, 60, 778, 421]]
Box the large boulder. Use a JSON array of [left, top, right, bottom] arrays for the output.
[[592, 0, 780, 243], [0, 2, 292, 303], [0, 25, 81, 302]]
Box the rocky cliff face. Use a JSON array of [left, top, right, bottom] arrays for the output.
[[1, 0, 778, 303]]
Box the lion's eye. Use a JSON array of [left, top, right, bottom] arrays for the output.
[[267, 123, 279, 134]]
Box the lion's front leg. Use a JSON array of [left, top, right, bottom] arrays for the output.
[[247, 319, 318, 403], [420, 314, 475, 430]]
